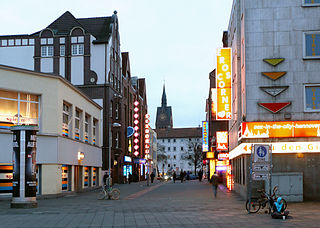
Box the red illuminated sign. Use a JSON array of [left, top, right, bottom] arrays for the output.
[[218, 153, 229, 160], [133, 101, 140, 156]]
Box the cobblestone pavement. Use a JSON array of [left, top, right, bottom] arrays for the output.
[[0, 179, 319, 227]]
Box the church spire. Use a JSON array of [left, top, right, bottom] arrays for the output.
[[161, 84, 167, 107]]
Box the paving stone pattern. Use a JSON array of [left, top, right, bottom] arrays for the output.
[[0, 180, 319, 227]]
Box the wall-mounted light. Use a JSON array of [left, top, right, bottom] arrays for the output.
[[78, 152, 85, 161]]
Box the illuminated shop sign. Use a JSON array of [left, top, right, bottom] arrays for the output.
[[202, 121, 209, 152], [211, 88, 217, 118], [133, 101, 140, 157], [144, 114, 150, 154], [124, 156, 132, 162], [229, 142, 320, 160], [218, 153, 229, 160], [240, 120, 320, 139], [206, 152, 214, 159], [216, 48, 232, 120], [216, 131, 228, 151]]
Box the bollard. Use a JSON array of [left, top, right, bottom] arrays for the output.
[[11, 126, 39, 208]]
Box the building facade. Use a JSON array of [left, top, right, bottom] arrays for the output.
[[0, 11, 149, 184], [155, 128, 202, 175], [226, 0, 320, 201], [0, 65, 102, 195]]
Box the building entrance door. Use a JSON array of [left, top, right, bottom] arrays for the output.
[[74, 166, 83, 192]]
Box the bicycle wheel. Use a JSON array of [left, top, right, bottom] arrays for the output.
[[246, 199, 261, 213], [110, 188, 120, 200], [97, 189, 106, 200]]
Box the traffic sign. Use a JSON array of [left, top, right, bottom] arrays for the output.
[[253, 144, 270, 163], [252, 172, 269, 180]]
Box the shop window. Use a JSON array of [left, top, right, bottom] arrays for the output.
[[305, 85, 320, 111], [92, 167, 97, 186], [84, 167, 89, 187], [62, 102, 70, 137], [62, 165, 69, 191], [303, 0, 320, 6], [0, 90, 39, 129], [303, 32, 320, 58]]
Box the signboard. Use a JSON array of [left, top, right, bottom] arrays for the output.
[[253, 144, 270, 163], [216, 48, 232, 120], [218, 153, 229, 160], [216, 131, 228, 151], [202, 121, 209, 152], [144, 114, 150, 154], [127, 127, 134, 137], [211, 88, 217, 119], [253, 172, 269, 180], [240, 120, 320, 139], [124, 156, 132, 163], [206, 152, 214, 159], [253, 164, 270, 172]]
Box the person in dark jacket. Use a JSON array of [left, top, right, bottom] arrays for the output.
[[180, 170, 184, 183], [128, 172, 132, 184], [198, 170, 203, 182], [150, 172, 155, 183], [210, 172, 219, 198], [173, 171, 177, 183]]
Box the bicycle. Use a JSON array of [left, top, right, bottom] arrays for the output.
[[97, 184, 120, 200], [246, 186, 287, 214]]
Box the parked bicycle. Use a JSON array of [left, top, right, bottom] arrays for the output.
[[246, 186, 287, 213], [97, 184, 120, 200]]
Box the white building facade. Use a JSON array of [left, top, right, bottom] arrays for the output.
[[0, 65, 102, 195], [155, 128, 202, 175]]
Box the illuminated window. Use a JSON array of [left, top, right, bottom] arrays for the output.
[[303, 0, 320, 6], [41, 46, 53, 57], [305, 85, 320, 111], [304, 32, 320, 58], [0, 90, 39, 129]]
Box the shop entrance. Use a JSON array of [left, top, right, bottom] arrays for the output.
[[74, 166, 83, 192]]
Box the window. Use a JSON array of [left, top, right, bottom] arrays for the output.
[[189, 138, 191, 141], [41, 46, 53, 57], [62, 103, 70, 137], [168, 139, 171, 143], [173, 147, 176, 151], [304, 32, 320, 58], [93, 119, 97, 145], [174, 164, 176, 167], [71, 36, 84, 43], [188, 146, 192, 151], [303, 0, 320, 6], [181, 147, 184, 151], [71, 44, 84, 55], [174, 155, 176, 159], [168, 147, 171, 151], [84, 114, 89, 143], [110, 101, 113, 117], [75, 109, 81, 140], [115, 103, 119, 119], [0, 90, 39, 129], [115, 132, 120, 148], [60, 45, 65, 56], [173, 139, 176, 142], [168, 164, 171, 168], [162, 139, 165, 143], [305, 85, 320, 111]]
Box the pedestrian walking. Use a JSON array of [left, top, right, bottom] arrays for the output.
[[150, 172, 155, 183], [173, 171, 176, 183], [187, 171, 190, 181], [180, 170, 184, 183], [198, 170, 203, 182], [128, 172, 132, 184], [210, 172, 219, 198]]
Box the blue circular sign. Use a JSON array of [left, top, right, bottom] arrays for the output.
[[257, 146, 267, 157], [127, 127, 135, 138]]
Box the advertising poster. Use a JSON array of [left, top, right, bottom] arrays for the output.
[[25, 130, 37, 197], [12, 131, 20, 197]]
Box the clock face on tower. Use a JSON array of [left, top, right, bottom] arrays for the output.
[[159, 113, 166, 121]]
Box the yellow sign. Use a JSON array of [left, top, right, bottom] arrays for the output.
[[206, 152, 214, 159], [216, 48, 232, 120]]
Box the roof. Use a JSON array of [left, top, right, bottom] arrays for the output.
[[155, 127, 202, 139], [22, 11, 114, 43]]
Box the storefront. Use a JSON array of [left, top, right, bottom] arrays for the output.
[[229, 121, 320, 201], [0, 64, 102, 195]]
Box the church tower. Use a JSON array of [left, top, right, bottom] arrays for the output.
[[155, 84, 173, 129]]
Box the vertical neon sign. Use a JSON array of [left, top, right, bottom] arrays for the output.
[[202, 121, 209, 152], [144, 114, 150, 155], [216, 48, 232, 120], [133, 101, 140, 156]]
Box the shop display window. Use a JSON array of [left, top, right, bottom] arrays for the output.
[[0, 90, 39, 129]]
